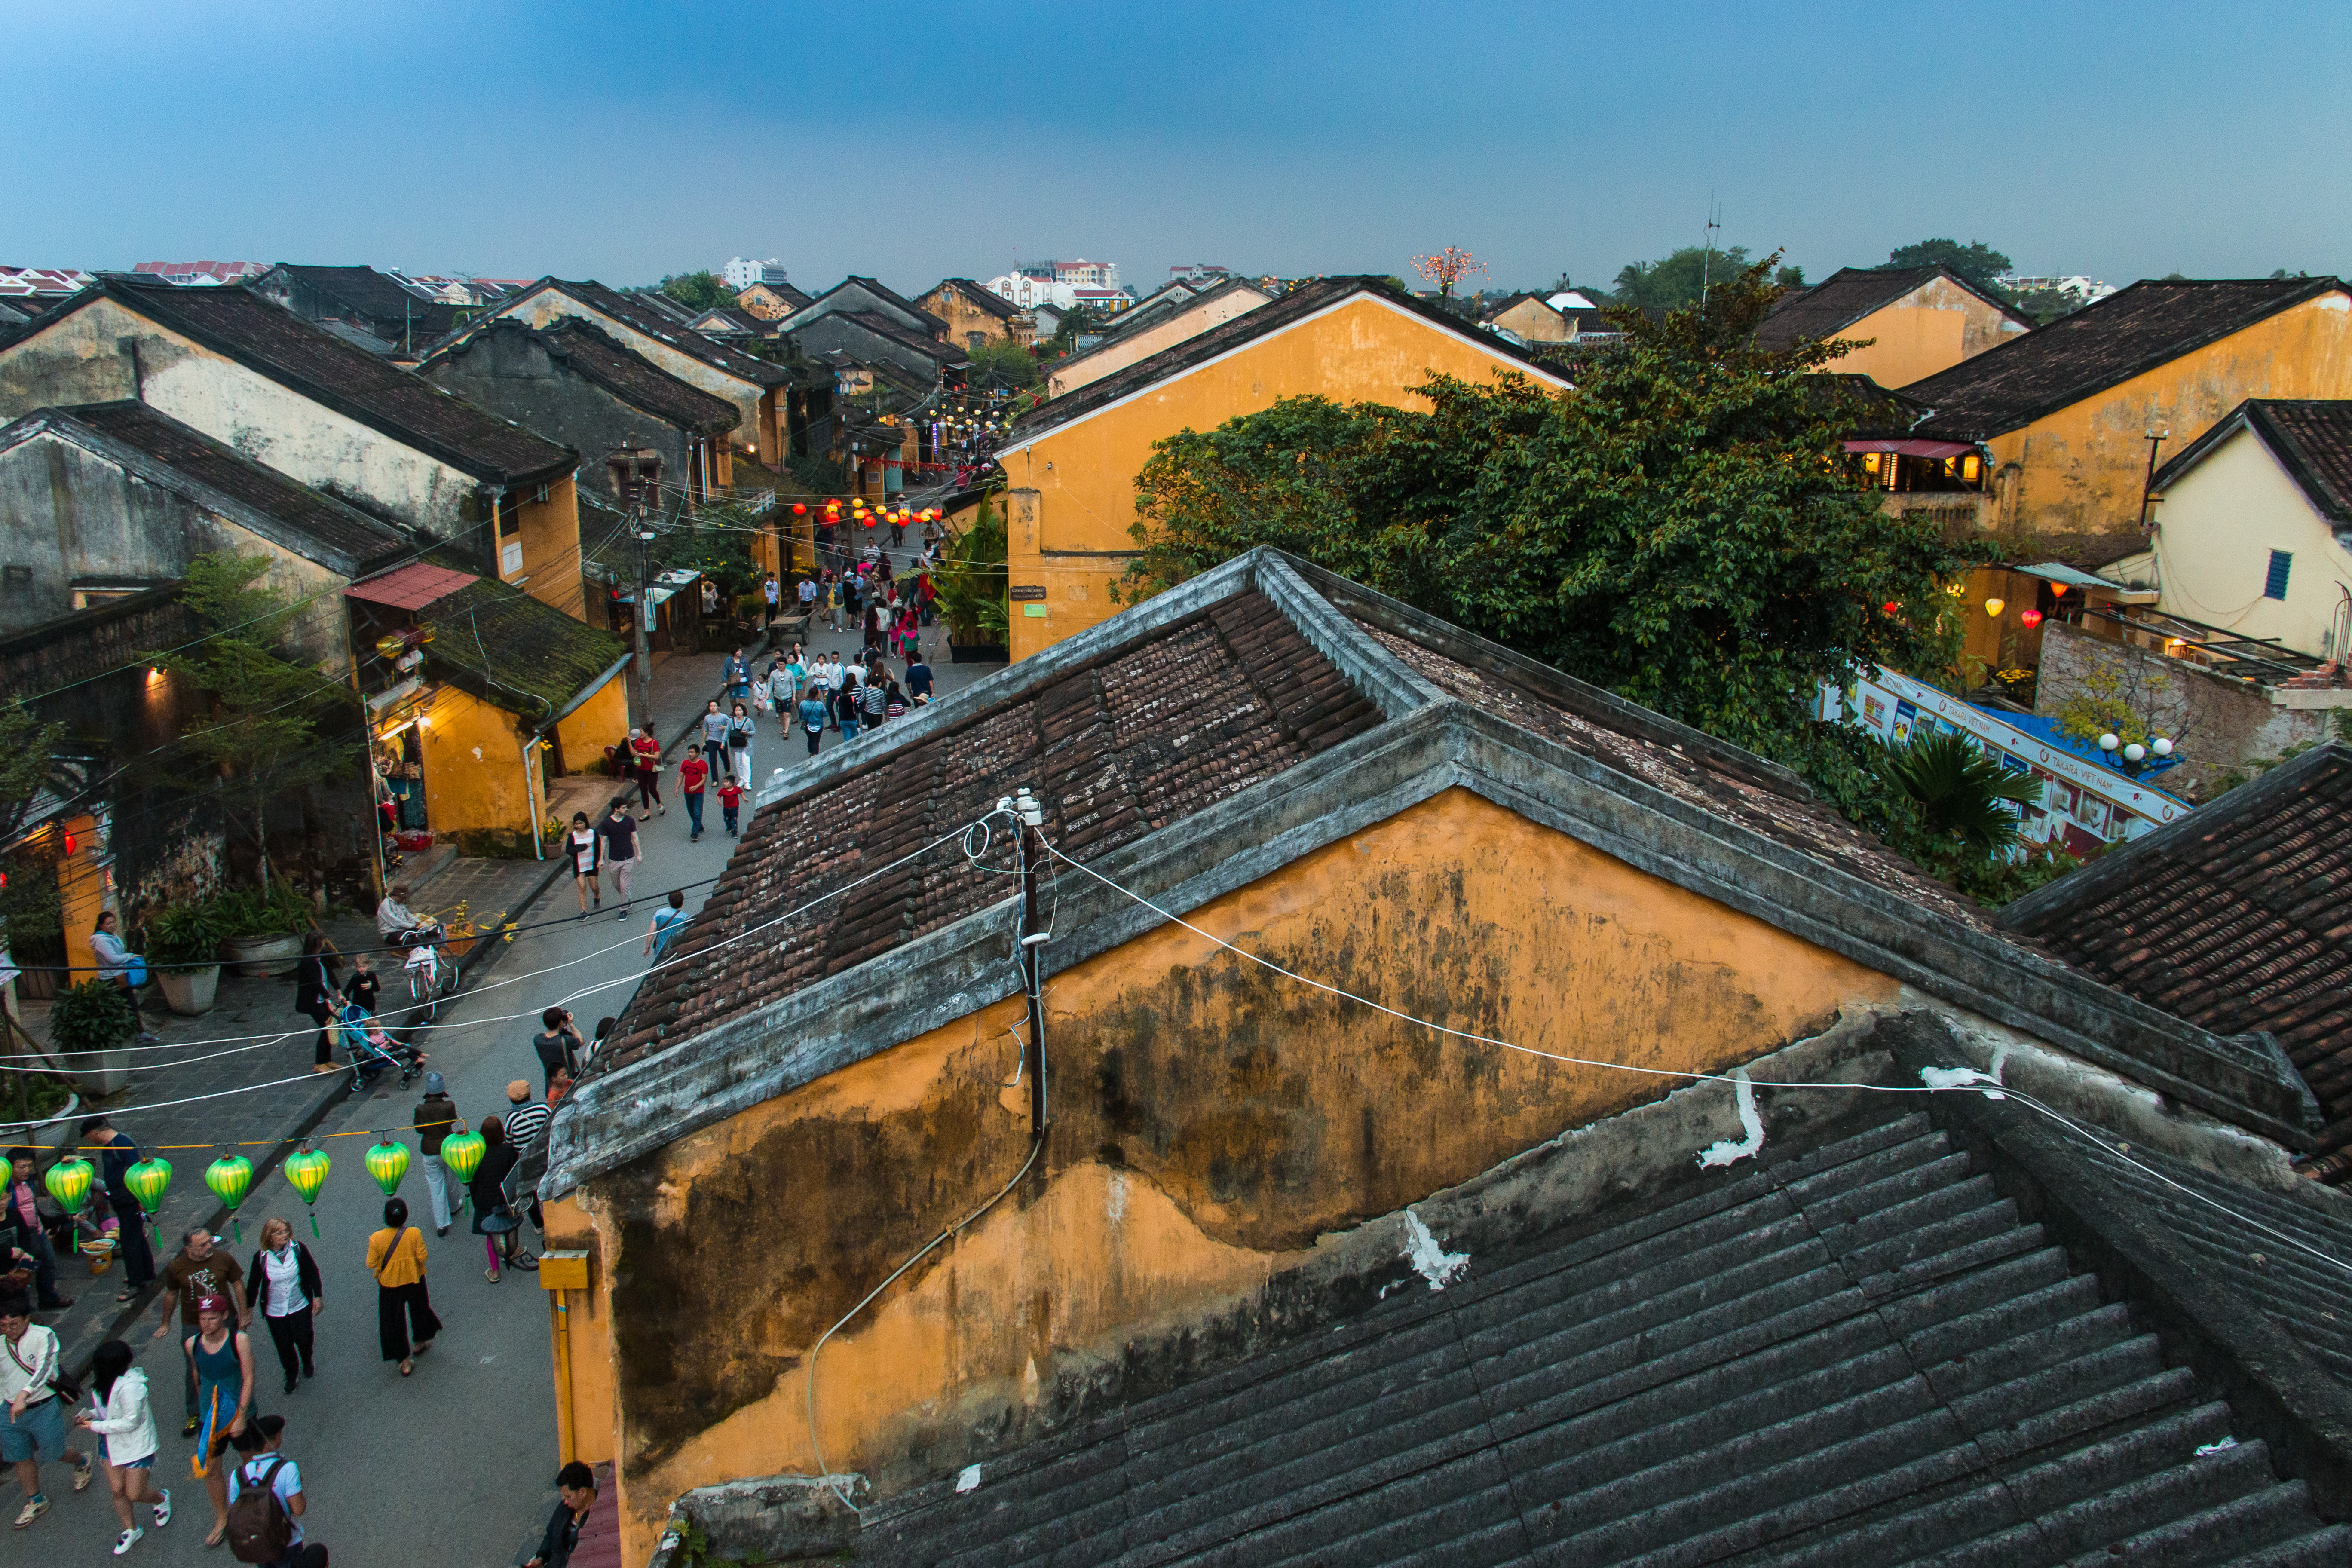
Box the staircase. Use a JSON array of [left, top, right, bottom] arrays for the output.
[[861, 1114, 2352, 1567]]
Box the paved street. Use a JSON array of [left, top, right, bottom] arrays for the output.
[[17, 601, 996, 1565]]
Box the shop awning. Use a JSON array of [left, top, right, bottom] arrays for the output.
[[346, 562, 478, 610], [1841, 438, 1976, 459]]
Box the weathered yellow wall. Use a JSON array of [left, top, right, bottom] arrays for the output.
[[1846, 276, 2026, 387], [1489, 296, 1570, 343], [554, 677, 629, 778], [415, 687, 534, 834], [2149, 425, 2352, 656], [1046, 286, 1274, 397], [1000, 294, 1565, 659], [56, 815, 106, 983], [512, 478, 587, 619], [1988, 293, 2352, 544], [572, 786, 1896, 1565]]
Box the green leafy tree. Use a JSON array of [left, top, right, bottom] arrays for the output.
[[1045, 303, 1107, 355], [933, 497, 1009, 644], [1611, 245, 1752, 312], [968, 338, 1041, 391], [658, 271, 732, 312], [1774, 264, 1806, 289], [1116, 255, 1993, 859], [1883, 240, 2013, 288], [155, 554, 361, 887]]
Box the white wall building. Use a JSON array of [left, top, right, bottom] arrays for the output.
[[722, 257, 790, 291]]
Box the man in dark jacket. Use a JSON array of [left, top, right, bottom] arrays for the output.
[[525, 1461, 597, 1568], [413, 1074, 462, 1237], [77, 1118, 153, 1295]]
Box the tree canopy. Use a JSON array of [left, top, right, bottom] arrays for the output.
[[1610, 246, 1752, 313], [1883, 240, 2013, 288], [1116, 256, 1991, 839], [657, 271, 733, 311], [968, 337, 1041, 390]]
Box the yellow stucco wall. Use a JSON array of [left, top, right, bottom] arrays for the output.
[[999, 294, 1567, 659], [413, 686, 536, 835], [561, 786, 1896, 1565], [1841, 276, 2026, 387], [1987, 292, 2352, 544], [1045, 287, 1274, 398], [554, 676, 630, 779], [505, 477, 587, 620], [1489, 296, 1570, 343], [2150, 425, 2352, 655]]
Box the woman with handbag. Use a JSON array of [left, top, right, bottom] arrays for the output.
[[246, 1219, 322, 1396], [183, 1296, 252, 1547], [364, 1199, 439, 1377], [470, 1119, 530, 1283], [292, 932, 339, 1075]]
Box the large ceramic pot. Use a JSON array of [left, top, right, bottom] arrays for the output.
[[222, 933, 302, 979], [156, 964, 221, 1015]]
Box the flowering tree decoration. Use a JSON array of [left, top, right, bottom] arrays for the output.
[[1411, 248, 1487, 299]]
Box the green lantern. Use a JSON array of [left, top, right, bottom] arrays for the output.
[[284, 1147, 330, 1238], [438, 1129, 485, 1217], [204, 1154, 255, 1242], [123, 1156, 172, 1246], [43, 1157, 95, 1217], [365, 1138, 410, 1197]]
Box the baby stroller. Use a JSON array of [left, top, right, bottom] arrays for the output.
[[339, 1000, 426, 1089]]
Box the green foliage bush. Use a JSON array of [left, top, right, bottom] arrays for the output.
[[50, 977, 134, 1055]]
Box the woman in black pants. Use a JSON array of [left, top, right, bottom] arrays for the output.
[[248, 1216, 322, 1395], [292, 931, 339, 1074]]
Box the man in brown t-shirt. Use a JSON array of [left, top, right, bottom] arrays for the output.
[[149, 1226, 249, 1434]]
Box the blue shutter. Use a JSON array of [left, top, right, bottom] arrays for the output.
[[2266, 550, 2294, 600]]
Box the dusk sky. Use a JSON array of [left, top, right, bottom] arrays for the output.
[[15, 2, 2351, 295]]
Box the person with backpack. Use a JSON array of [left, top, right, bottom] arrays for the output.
[[224, 1415, 321, 1566], [76, 1338, 169, 1555], [365, 1199, 439, 1377], [797, 688, 829, 756], [1, 1292, 94, 1531], [646, 890, 690, 962], [727, 701, 756, 787], [524, 1460, 599, 1568]]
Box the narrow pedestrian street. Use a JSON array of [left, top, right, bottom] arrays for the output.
[[23, 601, 996, 1565]]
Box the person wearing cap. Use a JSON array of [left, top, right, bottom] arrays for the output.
[[151, 1227, 248, 1437], [1, 1291, 94, 1531], [185, 1295, 253, 1548], [413, 1073, 464, 1237], [502, 1082, 552, 1155]]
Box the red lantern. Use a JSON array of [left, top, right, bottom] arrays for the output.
[[2021, 608, 2044, 629], [62, 831, 78, 857], [792, 503, 806, 515], [1882, 602, 1899, 616]]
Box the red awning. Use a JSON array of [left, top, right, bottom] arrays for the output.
[[345, 562, 478, 611], [1842, 438, 1977, 459]]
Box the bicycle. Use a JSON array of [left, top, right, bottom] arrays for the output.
[[396, 931, 463, 1021]]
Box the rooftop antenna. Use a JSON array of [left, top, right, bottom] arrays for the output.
[[1698, 193, 1722, 324]]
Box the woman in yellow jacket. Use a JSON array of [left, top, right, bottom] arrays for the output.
[[365, 1198, 442, 1377]]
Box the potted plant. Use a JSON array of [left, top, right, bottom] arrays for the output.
[[215, 879, 314, 977], [48, 977, 134, 1097], [146, 900, 227, 1015]]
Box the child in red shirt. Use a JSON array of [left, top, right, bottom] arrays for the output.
[[716, 778, 745, 836], [677, 752, 709, 842]]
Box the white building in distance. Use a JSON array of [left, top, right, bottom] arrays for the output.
[[723, 257, 791, 291]]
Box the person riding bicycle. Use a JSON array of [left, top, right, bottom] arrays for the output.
[[375, 884, 443, 949]]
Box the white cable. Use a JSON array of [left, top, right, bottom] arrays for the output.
[[1046, 842, 2352, 1279]]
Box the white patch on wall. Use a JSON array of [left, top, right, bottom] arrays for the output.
[[1697, 1067, 1766, 1169], [1401, 1210, 1469, 1291], [471, 746, 483, 761], [2318, 294, 2350, 313], [956, 1464, 982, 1493], [1105, 1170, 1127, 1225]]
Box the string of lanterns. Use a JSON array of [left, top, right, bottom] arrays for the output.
[[787, 500, 943, 531], [38, 1123, 498, 1246]]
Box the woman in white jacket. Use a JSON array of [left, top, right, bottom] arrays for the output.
[[74, 1340, 169, 1555]]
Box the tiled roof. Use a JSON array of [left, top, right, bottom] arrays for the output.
[[841, 309, 965, 364], [1905, 277, 2350, 435], [787, 276, 948, 338], [64, 276, 575, 484], [925, 278, 1024, 322], [1756, 266, 2025, 351], [266, 263, 465, 337], [599, 590, 1381, 1070], [530, 318, 740, 435], [37, 401, 410, 570], [1358, 623, 1991, 931], [506, 279, 792, 387], [2000, 743, 2352, 1182], [2153, 399, 2352, 525], [860, 1110, 2352, 1566], [0, 266, 95, 297], [1007, 277, 1569, 449], [417, 575, 626, 717]]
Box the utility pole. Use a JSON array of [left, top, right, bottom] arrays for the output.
[[1013, 787, 1049, 1136]]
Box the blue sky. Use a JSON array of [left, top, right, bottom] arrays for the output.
[[14, 2, 2350, 295]]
